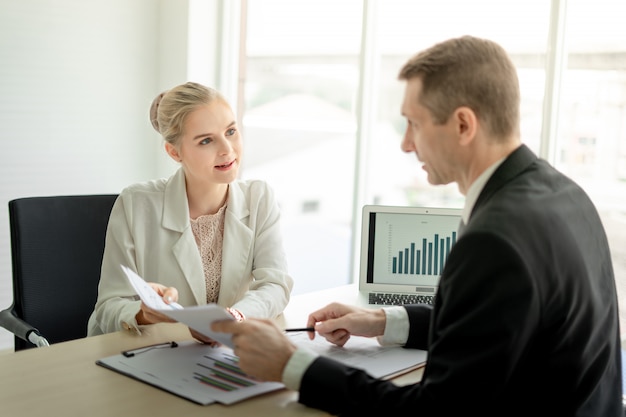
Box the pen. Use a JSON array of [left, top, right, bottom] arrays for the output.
[[284, 327, 315, 333]]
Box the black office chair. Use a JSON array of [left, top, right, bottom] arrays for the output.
[[0, 194, 117, 351]]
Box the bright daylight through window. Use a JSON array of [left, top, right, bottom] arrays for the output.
[[238, 0, 626, 342]]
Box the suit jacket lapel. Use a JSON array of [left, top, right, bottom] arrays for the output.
[[163, 168, 206, 305], [219, 182, 253, 305]]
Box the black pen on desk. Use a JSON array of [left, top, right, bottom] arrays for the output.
[[284, 327, 315, 333]]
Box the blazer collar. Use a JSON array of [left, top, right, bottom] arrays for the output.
[[225, 180, 249, 221], [472, 144, 537, 215], [161, 169, 251, 231], [162, 168, 190, 232]]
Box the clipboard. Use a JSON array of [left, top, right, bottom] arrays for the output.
[[96, 336, 425, 406], [96, 340, 284, 405]]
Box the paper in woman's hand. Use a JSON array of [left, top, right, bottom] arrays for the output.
[[121, 265, 235, 348], [123, 265, 182, 310]]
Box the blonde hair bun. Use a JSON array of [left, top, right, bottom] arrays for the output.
[[149, 91, 167, 133]]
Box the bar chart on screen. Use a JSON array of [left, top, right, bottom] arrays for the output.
[[371, 212, 459, 283], [391, 230, 457, 276]]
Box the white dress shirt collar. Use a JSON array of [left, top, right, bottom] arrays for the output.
[[461, 157, 506, 225]]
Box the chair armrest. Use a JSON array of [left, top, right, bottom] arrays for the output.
[[0, 308, 50, 347]]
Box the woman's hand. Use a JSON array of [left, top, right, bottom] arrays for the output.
[[135, 283, 180, 325], [148, 282, 179, 305]]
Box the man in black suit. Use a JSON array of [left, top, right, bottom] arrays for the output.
[[213, 36, 622, 416]]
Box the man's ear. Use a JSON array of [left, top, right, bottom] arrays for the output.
[[454, 107, 478, 146], [165, 142, 182, 162]]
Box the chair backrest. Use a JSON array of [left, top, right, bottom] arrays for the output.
[[8, 194, 117, 351]]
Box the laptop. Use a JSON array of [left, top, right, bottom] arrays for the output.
[[356, 205, 462, 307]]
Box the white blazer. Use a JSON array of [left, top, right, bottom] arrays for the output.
[[87, 168, 293, 335]]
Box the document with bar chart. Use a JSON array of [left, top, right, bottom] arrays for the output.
[[370, 211, 459, 287], [97, 336, 425, 406], [96, 341, 284, 405]]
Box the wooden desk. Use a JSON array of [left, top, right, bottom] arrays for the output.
[[0, 285, 423, 416]]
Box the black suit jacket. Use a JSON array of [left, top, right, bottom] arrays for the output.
[[299, 145, 622, 416]]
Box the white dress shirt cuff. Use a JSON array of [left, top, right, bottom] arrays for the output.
[[282, 347, 320, 391], [377, 306, 410, 346]]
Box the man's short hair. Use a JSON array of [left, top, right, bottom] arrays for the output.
[[399, 36, 520, 139]]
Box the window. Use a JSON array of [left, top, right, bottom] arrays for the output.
[[237, 0, 626, 343], [556, 0, 626, 336], [240, 0, 551, 292], [241, 0, 363, 294], [370, 0, 550, 207]]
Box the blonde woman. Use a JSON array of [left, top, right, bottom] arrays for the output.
[[87, 82, 293, 339]]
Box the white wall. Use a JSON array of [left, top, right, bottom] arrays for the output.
[[0, 0, 219, 351]]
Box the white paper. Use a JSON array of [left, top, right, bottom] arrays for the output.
[[287, 331, 427, 379], [122, 265, 235, 348], [124, 265, 183, 310]]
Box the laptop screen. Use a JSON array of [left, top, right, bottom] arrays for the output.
[[359, 205, 462, 293]]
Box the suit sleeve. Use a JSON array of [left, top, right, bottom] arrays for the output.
[[298, 232, 538, 416], [404, 304, 432, 349]]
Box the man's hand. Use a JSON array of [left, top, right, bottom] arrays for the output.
[[306, 302, 386, 347], [212, 319, 297, 382], [189, 308, 245, 347]]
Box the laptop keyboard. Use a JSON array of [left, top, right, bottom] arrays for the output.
[[369, 292, 435, 306]]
